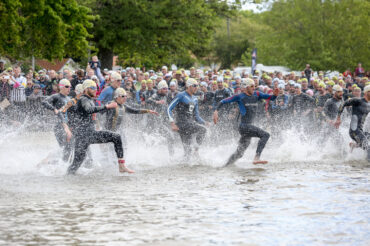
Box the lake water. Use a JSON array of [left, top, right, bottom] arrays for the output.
[[0, 130, 369, 245]]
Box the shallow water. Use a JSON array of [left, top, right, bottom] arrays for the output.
[[0, 131, 370, 245]]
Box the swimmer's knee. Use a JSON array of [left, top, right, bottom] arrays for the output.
[[261, 131, 270, 140]]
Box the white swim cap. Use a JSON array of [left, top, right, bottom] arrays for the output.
[[278, 84, 285, 89], [200, 82, 208, 87], [111, 71, 122, 81], [59, 79, 71, 87], [114, 88, 127, 98], [241, 78, 254, 88], [364, 85, 370, 93], [75, 84, 84, 94], [333, 85, 343, 92], [186, 78, 198, 87], [82, 79, 97, 90], [157, 80, 168, 90]]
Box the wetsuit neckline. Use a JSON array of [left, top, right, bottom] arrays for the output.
[[185, 91, 193, 97]]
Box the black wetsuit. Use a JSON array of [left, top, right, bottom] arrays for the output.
[[167, 91, 206, 159], [105, 103, 148, 131], [315, 93, 331, 125], [324, 97, 343, 121], [320, 97, 344, 146], [64, 98, 79, 133], [42, 93, 71, 161], [338, 98, 370, 159], [177, 80, 186, 92], [213, 88, 232, 113], [67, 95, 124, 174], [63, 97, 93, 166], [270, 94, 289, 136], [292, 93, 316, 131], [217, 91, 276, 165], [199, 91, 215, 122], [167, 90, 178, 104], [147, 92, 175, 155], [143, 89, 157, 103], [292, 93, 316, 115]]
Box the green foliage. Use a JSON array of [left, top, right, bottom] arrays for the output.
[[0, 0, 22, 57], [256, 0, 370, 71], [0, 0, 93, 61], [210, 11, 268, 68], [81, 0, 233, 69], [2, 0, 366, 72]]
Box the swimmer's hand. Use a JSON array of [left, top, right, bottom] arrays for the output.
[[66, 128, 72, 142], [148, 110, 159, 116], [213, 110, 219, 124], [334, 117, 341, 129], [171, 122, 179, 132], [106, 102, 118, 109]]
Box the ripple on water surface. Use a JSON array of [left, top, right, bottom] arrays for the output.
[[0, 132, 370, 245]]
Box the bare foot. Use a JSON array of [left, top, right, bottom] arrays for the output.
[[253, 160, 268, 165], [119, 163, 135, 173], [349, 142, 358, 153]]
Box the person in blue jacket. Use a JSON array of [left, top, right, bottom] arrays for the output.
[[167, 78, 207, 161], [96, 72, 121, 106], [213, 78, 278, 166]]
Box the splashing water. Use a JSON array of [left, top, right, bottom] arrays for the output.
[[0, 117, 369, 245]]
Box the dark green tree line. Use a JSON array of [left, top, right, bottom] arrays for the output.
[[256, 0, 369, 71], [80, 0, 234, 69], [0, 0, 93, 61]]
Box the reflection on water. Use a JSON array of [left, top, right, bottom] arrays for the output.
[[0, 133, 370, 245]]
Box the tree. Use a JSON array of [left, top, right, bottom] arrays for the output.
[[0, 0, 22, 57], [256, 0, 370, 71], [0, 0, 93, 61], [81, 0, 233, 69], [210, 11, 268, 68]]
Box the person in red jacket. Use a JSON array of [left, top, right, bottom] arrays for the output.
[[355, 63, 365, 77]]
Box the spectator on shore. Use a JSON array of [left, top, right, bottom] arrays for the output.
[[25, 79, 34, 97], [355, 63, 365, 77], [71, 69, 85, 91], [0, 61, 5, 74], [10, 66, 27, 107], [0, 73, 11, 102]]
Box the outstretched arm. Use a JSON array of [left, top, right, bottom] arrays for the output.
[[41, 94, 57, 111], [82, 98, 112, 114], [256, 90, 278, 101], [125, 105, 157, 115], [335, 98, 359, 128], [216, 94, 241, 111]]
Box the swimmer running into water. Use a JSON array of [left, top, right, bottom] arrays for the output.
[[213, 78, 278, 166]]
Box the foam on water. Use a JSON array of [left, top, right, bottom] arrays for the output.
[[0, 117, 366, 177], [1, 119, 370, 245]]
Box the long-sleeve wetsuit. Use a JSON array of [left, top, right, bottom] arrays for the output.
[[318, 97, 345, 146], [199, 91, 215, 122], [105, 103, 149, 132], [338, 98, 370, 154], [323, 97, 342, 121], [147, 92, 175, 155], [67, 95, 124, 174], [167, 91, 206, 158], [217, 91, 277, 165], [42, 93, 71, 161]]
